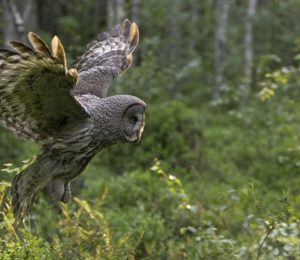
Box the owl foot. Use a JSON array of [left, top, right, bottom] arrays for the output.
[[61, 182, 72, 203], [46, 178, 72, 203]]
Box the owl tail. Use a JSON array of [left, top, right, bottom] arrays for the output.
[[10, 156, 52, 222], [11, 173, 39, 222]]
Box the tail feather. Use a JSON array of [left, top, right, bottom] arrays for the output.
[[10, 158, 51, 222], [11, 173, 39, 221]]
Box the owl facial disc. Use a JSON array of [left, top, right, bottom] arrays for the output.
[[123, 103, 146, 143]]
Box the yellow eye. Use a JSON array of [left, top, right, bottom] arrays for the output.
[[130, 116, 138, 124]]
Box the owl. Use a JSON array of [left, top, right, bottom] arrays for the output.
[[0, 19, 146, 221]]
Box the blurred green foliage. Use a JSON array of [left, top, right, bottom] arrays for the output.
[[1, 0, 300, 259]]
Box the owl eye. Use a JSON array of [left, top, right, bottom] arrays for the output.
[[130, 115, 138, 124]]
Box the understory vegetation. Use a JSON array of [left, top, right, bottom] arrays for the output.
[[1, 73, 300, 259], [1, 0, 300, 259]]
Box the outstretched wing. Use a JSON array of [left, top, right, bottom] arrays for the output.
[[0, 33, 87, 143], [72, 19, 139, 98]]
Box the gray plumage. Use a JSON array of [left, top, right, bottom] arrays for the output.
[[73, 19, 138, 98], [0, 19, 145, 221]]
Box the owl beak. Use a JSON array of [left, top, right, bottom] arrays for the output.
[[136, 121, 145, 143], [126, 120, 145, 143]]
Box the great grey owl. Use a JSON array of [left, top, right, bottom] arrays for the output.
[[0, 19, 146, 221]]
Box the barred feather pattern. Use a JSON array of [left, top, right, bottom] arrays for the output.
[[72, 19, 139, 98], [11, 115, 118, 221], [0, 34, 85, 142], [3, 20, 144, 222]]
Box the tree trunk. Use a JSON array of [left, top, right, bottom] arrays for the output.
[[131, 0, 140, 23], [2, 0, 19, 45], [188, 0, 200, 53], [165, 0, 183, 95], [169, 0, 181, 67], [107, 0, 125, 29], [242, 0, 257, 108], [115, 0, 125, 23], [131, 0, 140, 66], [213, 0, 230, 99], [107, 0, 115, 29], [2, 0, 37, 47]]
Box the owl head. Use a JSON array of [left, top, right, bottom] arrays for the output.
[[79, 94, 146, 145]]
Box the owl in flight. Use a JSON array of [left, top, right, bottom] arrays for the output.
[[0, 19, 146, 221]]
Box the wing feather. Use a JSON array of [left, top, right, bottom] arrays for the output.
[[72, 19, 139, 98], [51, 36, 67, 71], [8, 41, 35, 55], [0, 34, 87, 143], [28, 32, 52, 56]]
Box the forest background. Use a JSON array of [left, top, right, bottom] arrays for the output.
[[1, 0, 300, 259]]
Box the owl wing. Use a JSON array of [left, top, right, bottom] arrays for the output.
[[72, 19, 139, 98], [0, 33, 88, 143]]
